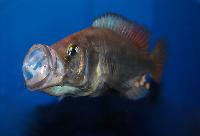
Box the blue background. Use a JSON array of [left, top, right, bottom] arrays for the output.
[[0, 0, 200, 136]]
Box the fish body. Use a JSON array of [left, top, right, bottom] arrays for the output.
[[22, 13, 165, 100]]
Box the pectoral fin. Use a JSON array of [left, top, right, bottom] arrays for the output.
[[119, 74, 152, 100]]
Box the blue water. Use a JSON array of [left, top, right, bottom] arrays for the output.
[[0, 0, 200, 136]]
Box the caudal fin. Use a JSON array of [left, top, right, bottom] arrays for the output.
[[151, 40, 165, 83]]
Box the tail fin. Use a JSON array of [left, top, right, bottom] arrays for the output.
[[151, 40, 165, 83]]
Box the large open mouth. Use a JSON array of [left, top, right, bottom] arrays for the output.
[[22, 44, 64, 90], [23, 44, 89, 96]]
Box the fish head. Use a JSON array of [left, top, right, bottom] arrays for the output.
[[22, 34, 89, 96]]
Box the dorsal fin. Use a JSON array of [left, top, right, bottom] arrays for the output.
[[92, 13, 150, 50]]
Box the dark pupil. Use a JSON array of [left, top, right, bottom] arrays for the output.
[[68, 45, 78, 57], [70, 48, 76, 56]]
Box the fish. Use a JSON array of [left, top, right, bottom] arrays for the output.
[[22, 13, 165, 100]]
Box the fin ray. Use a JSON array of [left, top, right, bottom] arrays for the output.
[[151, 40, 165, 82], [92, 13, 150, 50], [118, 74, 152, 100]]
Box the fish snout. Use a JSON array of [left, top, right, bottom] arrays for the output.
[[22, 44, 64, 90]]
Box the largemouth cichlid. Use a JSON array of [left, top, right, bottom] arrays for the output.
[[22, 13, 165, 100]]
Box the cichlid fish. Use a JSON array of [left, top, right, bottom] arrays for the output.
[[22, 13, 165, 100]]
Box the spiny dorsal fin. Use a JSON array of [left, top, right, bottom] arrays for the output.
[[92, 13, 150, 50]]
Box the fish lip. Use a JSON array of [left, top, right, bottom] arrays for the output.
[[41, 84, 81, 96], [23, 44, 65, 91], [23, 44, 53, 90], [35, 83, 63, 90]]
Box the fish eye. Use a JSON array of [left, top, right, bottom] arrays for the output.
[[67, 43, 79, 57]]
